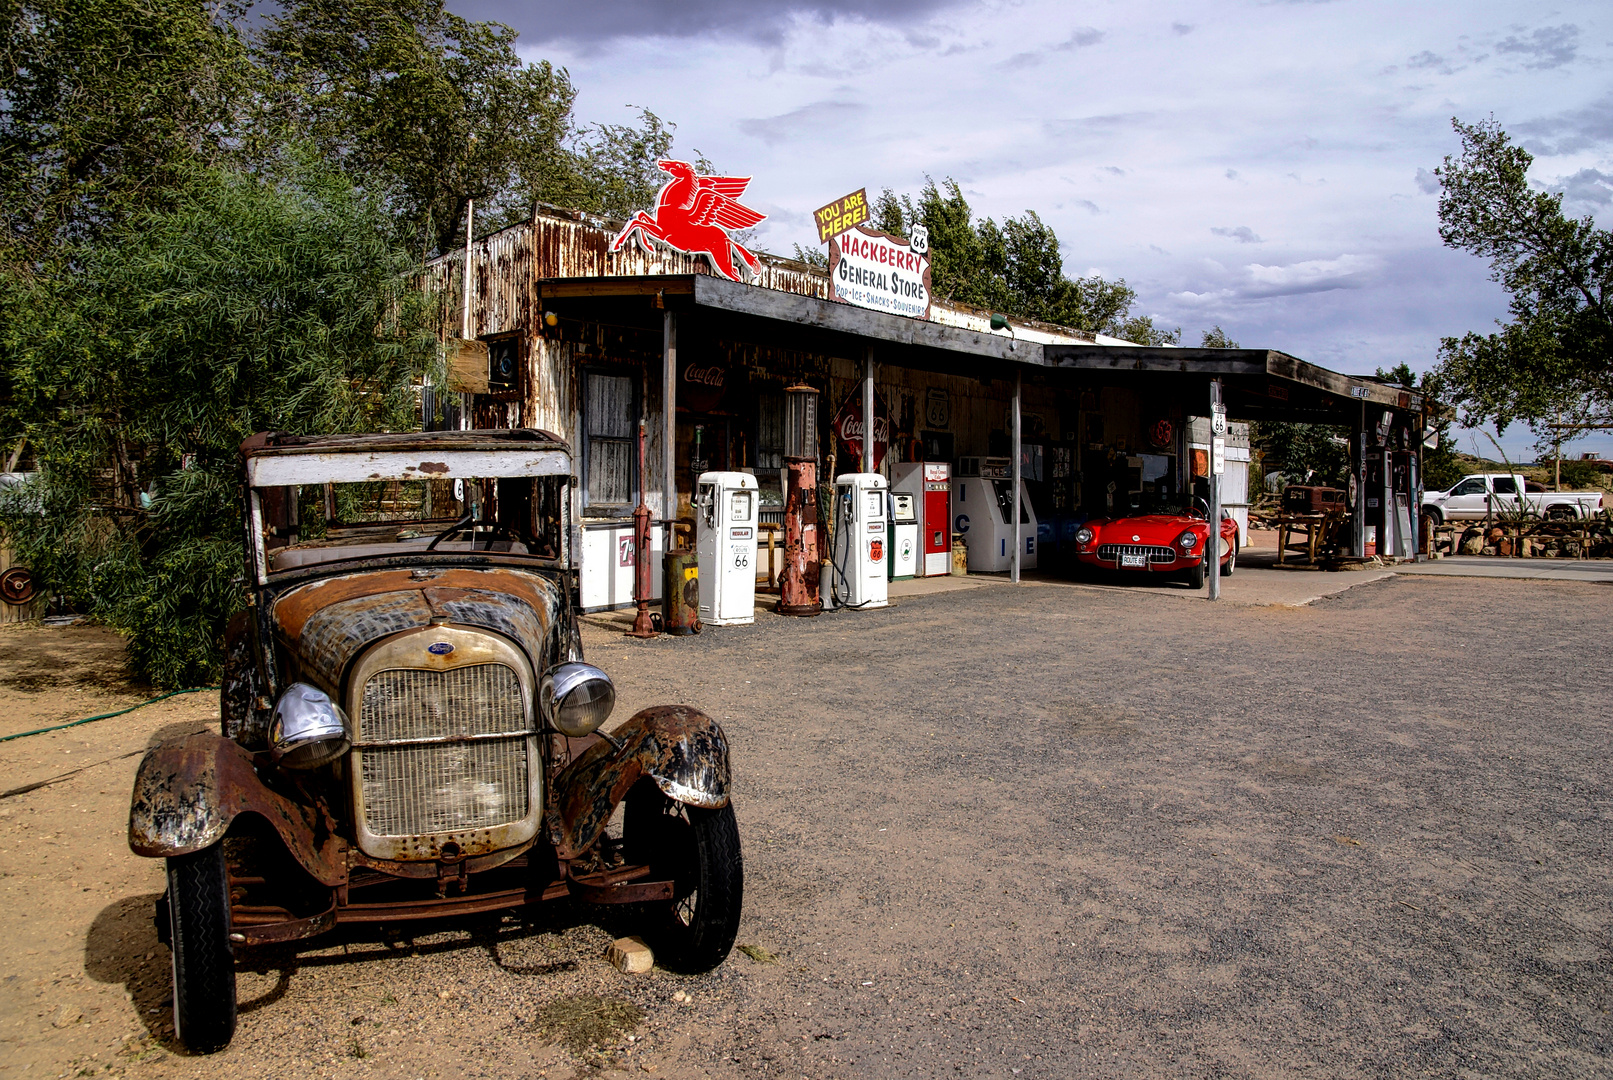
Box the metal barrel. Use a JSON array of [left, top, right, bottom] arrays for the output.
[[662, 549, 701, 634]]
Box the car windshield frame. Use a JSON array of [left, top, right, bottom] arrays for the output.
[[246, 447, 573, 585]]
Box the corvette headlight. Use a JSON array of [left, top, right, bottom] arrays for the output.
[[1075, 527, 1094, 545], [269, 683, 351, 769], [540, 662, 616, 738], [1178, 530, 1199, 550]]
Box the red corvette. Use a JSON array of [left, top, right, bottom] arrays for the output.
[[1071, 499, 1239, 588]]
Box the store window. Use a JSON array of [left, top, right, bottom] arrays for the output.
[[584, 370, 635, 510], [756, 390, 784, 507]]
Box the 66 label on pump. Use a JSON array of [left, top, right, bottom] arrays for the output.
[[732, 545, 750, 569]]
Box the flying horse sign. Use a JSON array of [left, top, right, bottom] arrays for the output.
[[611, 160, 767, 282]]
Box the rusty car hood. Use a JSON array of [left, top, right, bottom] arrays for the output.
[[272, 567, 562, 692]]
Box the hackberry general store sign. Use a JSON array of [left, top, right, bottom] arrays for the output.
[[828, 225, 932, 321]]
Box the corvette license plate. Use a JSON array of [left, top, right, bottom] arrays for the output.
[[1120, 552, 1147, 568]]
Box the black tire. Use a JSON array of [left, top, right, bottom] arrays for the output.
[[165, 844, 237, 1053], [1546, 506, 1575, 522], [1423, 505, 1443, 527], [623, 781, 743, 973], [1184, 560, 1206, 589], [1220, 541, 1237, 577]]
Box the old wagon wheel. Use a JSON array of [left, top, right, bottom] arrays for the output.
[[0, 566, 36, 605]]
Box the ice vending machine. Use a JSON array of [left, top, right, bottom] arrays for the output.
[[831, 472, 889, 609], [695, 471, 757, 626], [891, 461, 952, 576], [888, 491, 918, 580], [952, 463, 1038, 573]]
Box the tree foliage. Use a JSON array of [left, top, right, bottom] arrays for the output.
[[0, 0, 252, 260], [868, 179, 1148, 336], [1433, 118, 1613, 441], [0, 163, 437, 685], [257, 0, 578, 258]]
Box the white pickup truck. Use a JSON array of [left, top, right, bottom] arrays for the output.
[[1422, 473, 1604, 523]]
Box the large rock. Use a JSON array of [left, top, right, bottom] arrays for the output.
[[1461, 534, 1484, 555]]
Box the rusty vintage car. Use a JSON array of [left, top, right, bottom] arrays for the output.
[[128, 430, 741, 1053]]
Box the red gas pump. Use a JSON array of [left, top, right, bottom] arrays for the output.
[[776, 457, 822, 615]]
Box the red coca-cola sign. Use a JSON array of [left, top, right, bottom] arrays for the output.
[[681, 361, 727, 412], [832, 388, 890, 471]]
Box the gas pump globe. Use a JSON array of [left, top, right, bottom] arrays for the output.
[[784, 384, 818, 459]]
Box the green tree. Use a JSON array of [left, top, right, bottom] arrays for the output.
[[0, 0, 251, 260], [0, 162, 437, 685], [257, 0, 579, 258], [867, 179, 1139, 333], [1433, 117, 1613, 442]]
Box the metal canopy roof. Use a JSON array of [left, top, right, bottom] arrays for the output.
[[538, 274, 1422, 421]]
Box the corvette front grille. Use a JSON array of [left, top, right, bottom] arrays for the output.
[[356, 663, 531, 837], [1096, 543, 1178, 564]]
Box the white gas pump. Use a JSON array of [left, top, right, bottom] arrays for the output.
[[830, 472, 889, 609], [951, 462, 1038, 573], [695, 471, 758, 626], [889, 491, 918, 580]]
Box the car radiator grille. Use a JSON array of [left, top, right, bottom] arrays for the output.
[[357, 664, 531, 838], [1096, 543, 1178, 564]]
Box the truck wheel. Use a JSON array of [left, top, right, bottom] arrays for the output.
[[1546, 506, 1574, 521], [164, 844, 237, 1053], [1184, 561, 1206, 589], [624, 781, 743, 973], [1423, 506, 1443, 527]]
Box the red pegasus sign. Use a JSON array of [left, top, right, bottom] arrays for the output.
[[611, 160, 767, 282]]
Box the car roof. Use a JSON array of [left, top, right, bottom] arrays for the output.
[[240, 428, 571, 459]]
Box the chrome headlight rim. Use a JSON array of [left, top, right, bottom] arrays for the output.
[[269, 682, 351, 770], [1074, 526, 1094, 546], [540, 662, 616, 738], [1178, 530, 1200, 550]]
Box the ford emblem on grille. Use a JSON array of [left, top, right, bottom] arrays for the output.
[[427, 642, 455, 655]]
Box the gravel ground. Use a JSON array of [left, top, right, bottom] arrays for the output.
[[2, 574, 1610, 1079]]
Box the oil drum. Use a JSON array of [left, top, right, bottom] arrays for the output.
[[661, 548, 701, 634]]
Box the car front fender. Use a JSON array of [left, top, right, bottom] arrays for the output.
[[549, 705, 731, 860], [127, 731, 347, 886]]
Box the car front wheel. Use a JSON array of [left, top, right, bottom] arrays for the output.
[[1184, 560, 1206, 589], [164, 844, 237, 1053], [624, 781, 743, 973]]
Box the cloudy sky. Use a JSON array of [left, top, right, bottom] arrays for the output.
[[454, 0, 1610, 460]]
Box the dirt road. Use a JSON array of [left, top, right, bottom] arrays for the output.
[[1, 575, 1609, 1078]]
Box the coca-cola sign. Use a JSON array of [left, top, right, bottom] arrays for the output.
[[680, 361, 726, 412], [831, 388, 890, 471]]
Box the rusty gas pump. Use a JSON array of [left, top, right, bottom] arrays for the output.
[[626, 417, 658, 638], [776, 385, 823, 616]]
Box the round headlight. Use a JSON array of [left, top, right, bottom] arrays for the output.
[[1178, 530, 1199, 549], [270, 683, 351, 770], [540, 662, 616, 738], [1075, 527, 1094, 545]]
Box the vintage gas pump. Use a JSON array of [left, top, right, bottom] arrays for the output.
[[892, 461, 951, 576], [831, 472, 889, 609], [888, 491, 918, 580], [777, 385, 823, 616], [694, 471, 758, 626]]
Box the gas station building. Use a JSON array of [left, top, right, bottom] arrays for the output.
[[432, 205, 1429, 611]]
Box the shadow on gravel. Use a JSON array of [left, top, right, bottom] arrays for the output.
[[83, 893, 176, 1047]]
